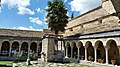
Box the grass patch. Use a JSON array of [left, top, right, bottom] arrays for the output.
[[0, 61, 13, 65]]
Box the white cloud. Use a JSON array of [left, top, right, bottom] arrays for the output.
[[64, 0, 67, 3], [35, 8, 44, 13], [36, 8, 40, 12], [29, 17, 43, 25], [17, 0, 30, 7], [69, 0, 102, 14], [13, 26, 43, 31], [1, 0, 34, 15], [18, 7, 34, 15], [1, 0, 30, 8]]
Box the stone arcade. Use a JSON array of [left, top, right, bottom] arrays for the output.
[[0, 0, 120, 66], [0, 29, 44, 60], [64, 0, 120, 65]]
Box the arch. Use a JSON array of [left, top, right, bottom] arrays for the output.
[[106, 40, 119, 64], [71, 42, 76, 47], [85, 41, 92, 48], [70, 42, 77, 58], [77, 41, 83, 48], [78, 42, 85, 60], [1, 41, 10, 56], [85, 41, 94, 61], [95, 40, 103, 48], [73, 43, 78, 59], [21, 42, 28, 55], [106, 39, 118, 48], [30, 42, 37, 53], [95, 41, 105, 63], [11, 41, 19, 55], [65, 42, 70, 47], [12, 41, 19, 51], [67, 43, 71, 58]]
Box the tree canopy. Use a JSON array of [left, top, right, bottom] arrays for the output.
[[46, 0, 69, 34]]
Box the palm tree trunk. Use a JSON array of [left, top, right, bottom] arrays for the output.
[[55, 30, 58, 50]]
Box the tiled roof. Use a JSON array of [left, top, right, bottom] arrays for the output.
[[0, 28, 44, 38]]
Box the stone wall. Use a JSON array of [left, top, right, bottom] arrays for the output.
[[64, 0, 120, 36]]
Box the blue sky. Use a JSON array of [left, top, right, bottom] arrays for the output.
[[0, 0, 102, 31]]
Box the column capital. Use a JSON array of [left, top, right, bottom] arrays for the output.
[[70, 42, 74, 48], [77, 46, 80, 49], [84, 46, 88, 49], [94, 46, 98, 49]]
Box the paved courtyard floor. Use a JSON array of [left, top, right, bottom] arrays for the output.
[[14, 61, 92, 67], [13, 60, 120, 67]]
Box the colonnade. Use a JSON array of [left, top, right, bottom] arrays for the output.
[[65, 39, 120, 64], [0, 40, 42, 57]]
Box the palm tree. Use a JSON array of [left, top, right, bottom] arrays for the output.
[[46, 0, 69, 34]]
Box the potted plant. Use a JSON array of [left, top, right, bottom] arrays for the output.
[[17, 52, 22, 62], [111, 60, 116, 65], [27, 53, 33, 65]]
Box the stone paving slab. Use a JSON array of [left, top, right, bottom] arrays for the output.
[[13, 60, 120, 67]]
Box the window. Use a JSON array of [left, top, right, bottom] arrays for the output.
[[99, 20, 102, 23], [69, 28, 73, 31]]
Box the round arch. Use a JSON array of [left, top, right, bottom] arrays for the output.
[[85, 41, 92, 48], [95, 40, 105, 63], [30, 42, 37, 53], [66, 42, 71, 58], [85, 41, 94, 61], [71, 42, 78, 58], [78, 41, 85, 60], [11, 41, 19, 54], [1, 41, 10, 56], [71, 42, 76, 47], [77, 41, 83, 48], [21, 42, 28, 55], [65, 42, 70, 47], [106, 39, 119, 64]]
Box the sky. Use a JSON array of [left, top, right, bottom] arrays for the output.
[[0, 0, 102, 31]]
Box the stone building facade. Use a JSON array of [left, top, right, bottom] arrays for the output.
[[64, 0, 120, 65], [0, 29, 44, 60], [0, 0, 120, 65]]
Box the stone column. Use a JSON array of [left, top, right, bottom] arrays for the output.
[[70, 42, 74, 58], [0, 42, 2, 54], [28, 43, 30, 54], [61, 41, 63, 50], [36, 44, 39, 56], [77, 47, 80, 60], [65, 46, 68, 58], [76, 43, 81, 60], [94, 47, 97, 63], [19, 43, 21, 53], [71, 47, 73, 58], [84, 47, 87, 61], [9, 43, 12, 56], [118, 46, 120, 57], [105, 47, 109, 64]]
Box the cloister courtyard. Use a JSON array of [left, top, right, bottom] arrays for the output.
[[0, 0, 120, 67]]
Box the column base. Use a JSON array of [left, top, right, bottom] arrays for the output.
[[93, 61, 97, 63], [77, 58, 80, 60], [65, 56, 68, 58], [105, 63, 108, 65]]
